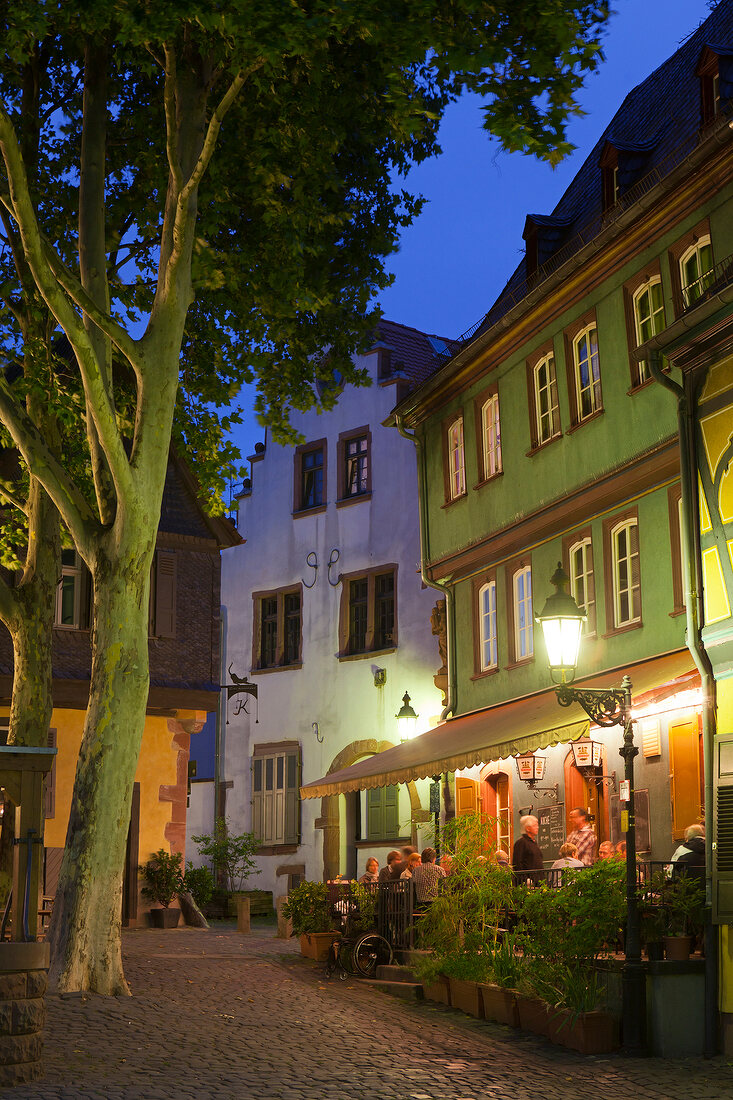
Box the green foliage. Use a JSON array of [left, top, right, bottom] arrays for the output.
[[190, 818, 261, 894], [439, 949, 493, 984], [182, 863, 215, 910], [140, 849, 184, 908], [349, 883, 377, 934], [662, 872, 705, 937], [489, 932, 525, 990], [281, 881, 333, 936]]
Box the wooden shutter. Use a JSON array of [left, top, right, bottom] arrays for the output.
[[669, 716, 701, 840], [385, 785, 399, 837], [43, 728, 57, 820], [284, 750, 300, 845], [455, 777, 479, 816], [154, 550, 177, 638], [367, 787, 385, 840], [713, 732, 733, 923]]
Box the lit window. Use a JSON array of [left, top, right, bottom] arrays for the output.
[[447, 417, 465, 500], [513, 565, 533, 660], [533, 354, 561, 444], [344, 435, 368, 497], [481, 395, 502, 479], [680, 237, 714, 309], [55, 549, 91, 630], [568, 537, 595, 634], [572, 325, 602, 421], [632, 278, 665, 383], [479, 580, 497, 670], [612, 521, 640, 627]]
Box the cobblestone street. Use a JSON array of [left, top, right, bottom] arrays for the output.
[[6, 925, 733, 1099]]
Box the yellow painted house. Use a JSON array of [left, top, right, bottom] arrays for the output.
[[0, 452, 240, 925]]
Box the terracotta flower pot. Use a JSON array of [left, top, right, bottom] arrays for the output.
[[479, 983, 519, 1027], [516, 993, 550, 1037], [663, 934, 694, 961], [448, 978, 484, 1018], [548, 1007, 618, 1054]]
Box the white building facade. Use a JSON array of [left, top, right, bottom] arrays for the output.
[[219, 321, 448, 897]]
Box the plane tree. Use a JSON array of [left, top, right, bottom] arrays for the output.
[[0, 0, 609, 992]]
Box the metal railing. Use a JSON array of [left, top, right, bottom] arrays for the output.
[[680, 249, 733, 312]]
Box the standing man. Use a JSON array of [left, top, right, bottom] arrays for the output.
[[566, 807, 597, 866], [411, 847, 445, 908], [512, 815, 544, 884]]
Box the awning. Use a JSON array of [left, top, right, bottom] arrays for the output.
[[300, 649, 698, 798]]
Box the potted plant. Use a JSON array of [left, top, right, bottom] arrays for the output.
[[140, 849, 184, 927], [479, 933, 523, 1027], [282, 881, 338, 961], [662, 872, 704, 960], [441, 949, 492, 1017], [547, 963, 618, 1054]]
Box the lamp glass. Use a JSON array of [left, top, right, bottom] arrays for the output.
[[396, 692, 418, 743], [540, 615, 584, 672]]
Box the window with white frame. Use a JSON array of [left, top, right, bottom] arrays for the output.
[[572, 325, 602, 421], [680, 236, 714, 309], [55, 549, 90, 629], [568, 537, 595, 634], [632, 278, 665, 383], [612, 520, 640, 627], [481, 394, 502, 479], [251, 743, 300, 847], [447, 417, 466, 500], [479, 580, 497, 671], [513, 565, 533, 660], [533, 354, 561, 444]]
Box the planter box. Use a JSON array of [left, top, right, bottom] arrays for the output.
[[299, 934, 314, 959], [479, 983, 519, 1027], [448, 978, 484, 1018], [302, 932, 340, 964], [149, 907, 180, 929], [548, 1007, 618, 1054], [422, 976, 451, 1006], [516, 993, 550, 1037]]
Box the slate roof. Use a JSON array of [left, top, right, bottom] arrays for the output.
[[457, 0, 733, 347], [373, 318, 457, 386]]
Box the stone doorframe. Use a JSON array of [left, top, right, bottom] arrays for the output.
[[314, 738, 423, 882]]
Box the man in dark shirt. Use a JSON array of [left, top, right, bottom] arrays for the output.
[[512, 814, 544, 884], [378, 851, 401, 883]]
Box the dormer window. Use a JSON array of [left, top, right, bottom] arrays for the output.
[[697, 46, 722, 128], [523, 214, 572, 281]]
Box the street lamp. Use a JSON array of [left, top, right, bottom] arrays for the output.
[[396, 691, 419, 743], [536, 563, 645, 1056]]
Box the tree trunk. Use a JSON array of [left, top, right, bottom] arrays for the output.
[[47, 531, 152, 994]]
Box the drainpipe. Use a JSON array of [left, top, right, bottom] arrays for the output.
[[395, 414, 456, 721], [214, 611, 226, 830], [648, 354, 717, 1056]]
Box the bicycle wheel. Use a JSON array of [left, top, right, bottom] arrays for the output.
[[352, 933, 393, 978]]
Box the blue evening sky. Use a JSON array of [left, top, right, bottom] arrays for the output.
[[228, 0, 713, 465]]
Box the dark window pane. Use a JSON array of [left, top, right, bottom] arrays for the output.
[[260, 597, 278, 667], [265, 758, 273, 791], [276, 756, 284, 789], [301, 448, 323, 508], [283, 591, 301, 664], [349, 578, 368, 652], [253, 758, 262, 792], [374, 572, 395, 649]]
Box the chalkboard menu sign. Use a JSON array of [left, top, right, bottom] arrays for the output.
[[537, 804, 566, 863]]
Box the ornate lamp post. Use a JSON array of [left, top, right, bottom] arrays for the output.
[[536, 563, 646, 1056]]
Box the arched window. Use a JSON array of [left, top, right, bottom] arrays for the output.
[[478, 580, 497, 671], [632, 278, 665, 384], [447, 417, 466, 500]]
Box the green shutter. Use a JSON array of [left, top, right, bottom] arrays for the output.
[[713, 732, 733, 923], [367, 787, 385, 840], [154, 550, 177, 638], [385, 785, 399, 837]]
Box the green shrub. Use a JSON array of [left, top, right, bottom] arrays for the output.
[[281, 881, 332, 935], [191, 818, 261, 893], [140, 849, 184, 908], [183, 863, 215, 909]]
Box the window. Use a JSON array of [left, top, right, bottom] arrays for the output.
[[564, 532, 596, 635], [479, 580, 497, 671], [293, 438, 327, 513], [679, 236, 714, 310], [252, 585, 302, 670], [339, 566, 397, 657], [337, 426, 371, 503], [571, 325, 602, 422], [528, 352, 561, 448], [55, 549, 87, 629], [252, 741, 300, 847], [632, 278, 665, 384], [697, 46, 723, 128], [512, 564, 533, 661], [445, 416, 466, 501], [480, 394, 502, 480], [600, 144, 619, 211], [604, 511, 641, 631]]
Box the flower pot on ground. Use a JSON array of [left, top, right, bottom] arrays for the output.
[[479, 982, 519, 1027], [149, 907, 181, 929], [140, 849, 184, 920], [307, 932, 342, 963], [548, 1007, 618, 1054]]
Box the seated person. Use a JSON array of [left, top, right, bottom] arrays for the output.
[[359, 857, 379, 884]]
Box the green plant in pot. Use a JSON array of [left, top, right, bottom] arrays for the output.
[[141, 849, 184, 927], [662, 872, 704, 958], [282, 881, 333, 935]]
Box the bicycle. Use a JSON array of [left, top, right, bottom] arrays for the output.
[[324, 901, 393, 980]]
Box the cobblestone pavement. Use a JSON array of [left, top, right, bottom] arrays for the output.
[[6, 924, 733, 1099]]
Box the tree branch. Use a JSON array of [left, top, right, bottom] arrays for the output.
[[163, 45, 183, 193]]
